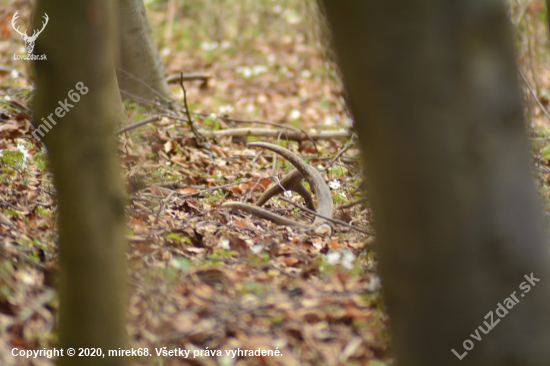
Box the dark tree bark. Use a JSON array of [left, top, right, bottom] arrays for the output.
[[32, 0, 127, 365], [116, 0, 171, 105], [321, 1, 550, 365]]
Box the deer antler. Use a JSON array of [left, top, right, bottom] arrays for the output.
[[11, 11, 29, 39], [29, 13, 48, 40], [222, 143, 334, 235]]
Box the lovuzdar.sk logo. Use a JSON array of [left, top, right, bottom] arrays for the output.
[[12, 11, 48, 61]]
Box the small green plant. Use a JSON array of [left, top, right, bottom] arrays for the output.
[[203, 114, 220, 131], [332, 191, 349, 204], [36, 206, 53, 217], [152, 169, 166, 179], [210, 249, 238, 259], [165, 233, 192, 245], [169, 256, 191, 273], [201, 191, 227, 204], [34, 148, 49, 172], [1, 149, 26, 170], [329, 165, 347, 177]]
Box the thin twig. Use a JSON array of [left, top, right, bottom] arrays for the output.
[[160, 114, 190, 126], [336, 198, 367, 210], [116, 68, 170, 104], [0, 99, 31, 114], [323, 139, 355, 172], [115, 116, 161, 135], [518, 68, 550, 122], [179, 72, 204, 141], [195, 114, 302, 131], [278, 197, 374, 235], [119, 90, 169, 110]]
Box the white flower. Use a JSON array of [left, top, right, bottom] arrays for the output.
[[329, 180, 341, 190], [366, 275, 381, 292], [343, 117, 354, 127], [341, 250, 356, 270], [10, 70, 18, 78], [284, 10, 301, 25], [252, 65, 267, 75], [326, 251, 341, 265], [17, 143, 30, 168], [220, 238, 230, 250], [201, 41, 219, 50], [219, 105, 232, 114], [300, 70, 311, 78], [221, 41, 231, 49], [284, 190, 293, 198], [290, 110, 301, 120], [243, 68, 252, 78], [251, 244, 263, 254], [326, 250, 356, 269]]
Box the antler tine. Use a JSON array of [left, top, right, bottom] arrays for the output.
[[11, 11, 29, 37], [30, 13, 49, 39]]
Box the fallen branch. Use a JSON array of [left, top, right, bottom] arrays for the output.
[[197, 128, 350, 141], [115, 116, 161, 135], [166, 73, 211, 84]]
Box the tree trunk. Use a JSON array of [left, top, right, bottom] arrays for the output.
[[32, 0, 127, 365], [321, 1, 550, 365], [116, 0, 171, 105]]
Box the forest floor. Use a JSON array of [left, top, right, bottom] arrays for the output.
[[1, 1, 550, 366], [0, 1, 387, 366]]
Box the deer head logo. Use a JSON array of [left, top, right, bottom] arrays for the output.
[[12, 11, 49, 54]]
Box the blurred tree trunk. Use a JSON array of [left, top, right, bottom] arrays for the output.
[[116, 0, 171, 105], [322, 1, 550, 365], [32, 0, 127, 365]]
